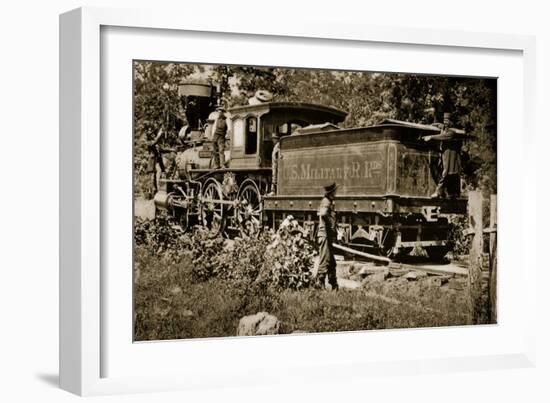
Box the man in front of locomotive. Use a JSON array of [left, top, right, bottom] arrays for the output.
[[316, 182, 339, 290], [212, 108, 228, 169], [146, 126, 167, 197], [424, 112, 462, 198]]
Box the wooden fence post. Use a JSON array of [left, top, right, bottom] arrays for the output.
[[489, 195, 497, 324], [468, 191, 484, 324]]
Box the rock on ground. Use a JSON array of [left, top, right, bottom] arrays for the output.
[[134, 198, 156, 220], [237, 312, 280, 336], [357, 269, 390, 285], [337, 278, 362, 289], [403, 271, 428, 281]]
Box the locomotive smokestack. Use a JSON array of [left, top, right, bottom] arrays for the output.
[[178, 82, 217, 131]]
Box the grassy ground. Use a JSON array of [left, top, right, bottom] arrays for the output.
[[134, 246, 470, 341]]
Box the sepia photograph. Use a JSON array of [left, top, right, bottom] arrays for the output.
[[132, 61, 497, 341]]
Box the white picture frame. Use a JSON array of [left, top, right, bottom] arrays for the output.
[[60, 6, 537, 396]]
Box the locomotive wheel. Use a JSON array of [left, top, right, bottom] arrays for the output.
[[164, 192, 191, 234], [174, 209, 194, 233], [200, 180, 225, 236], [236, 179, 263, 237]]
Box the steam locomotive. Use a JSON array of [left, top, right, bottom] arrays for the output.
[[153, 82, 467, 260]]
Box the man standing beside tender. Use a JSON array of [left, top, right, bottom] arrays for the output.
[[316, 182, 339, 291]]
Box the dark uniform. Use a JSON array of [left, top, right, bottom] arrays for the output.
[[212, 111, 227, 169], [146, 145, 158, 196], [425, 113, 462, 198], [434, 129, 461, 198], [146, 128, 166, 197], [317, 182, 338, 290], [270, 139, 280, 194]]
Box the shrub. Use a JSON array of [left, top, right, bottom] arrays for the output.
[[216, 231, 274, 282], [134, 213, 190, 262], [183, 227, 227, 282], [174, 216, 317, 292], [258, 216, 317, 291], [448, 214, 471, 258], [134, 213, 318, 329]]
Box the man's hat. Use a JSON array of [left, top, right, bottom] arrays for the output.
[[443, 112, 452, 119], [323, 182, 338, 194], [255, 90, 273, 102]]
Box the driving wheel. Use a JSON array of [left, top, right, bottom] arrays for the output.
[[200, 180, 225, 236], [236, 179, 263, 237]]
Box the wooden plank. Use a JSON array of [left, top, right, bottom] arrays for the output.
[[489, 194, 497, 323], [332, 243, 392, 264], [489, 194, 497, 251], [468, 190, 484, 324], [389, 262, 468, 277]]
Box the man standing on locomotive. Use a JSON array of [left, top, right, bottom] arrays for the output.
[[212, 108, 228, 169], [316, 182, 339, 290], [424, 112, 462, 198]]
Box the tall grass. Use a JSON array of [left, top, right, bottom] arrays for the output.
[[134, 245, 469, 341]]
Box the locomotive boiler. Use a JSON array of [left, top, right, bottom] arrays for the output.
[[153, 82, 467, 260]]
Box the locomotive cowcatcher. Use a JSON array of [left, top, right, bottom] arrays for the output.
[[153, 82, 468, 260]]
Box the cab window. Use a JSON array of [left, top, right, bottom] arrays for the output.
[[277, 121, 305, 136], [277, 123, 289, 136], [245, 117, 258, 154], [232, 119, 245, 148]]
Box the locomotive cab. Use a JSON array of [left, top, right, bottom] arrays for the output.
[[227, 102, 347, 170]]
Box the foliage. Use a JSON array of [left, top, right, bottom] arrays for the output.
[[447, 214, 471, 258], [134, 249, 245, 340], [134, 213, 471, 341], [134, 244, 470, 340], [273, 71, 497, 194], [134, 214, 316, 292], [277, 281, 469, 334], [383, 75, 497, 195], [133, 61, 197, 196], [133, 61, 196, 143], [212, 65, 289, 106], [259, 216, 317, 291], [134, 213, 189, 262], [180, 227, 227, 282]]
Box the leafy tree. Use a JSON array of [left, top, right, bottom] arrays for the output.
[[381, 74, 497, 194], [133, 61, 196, 143], [133, 61, 196, 194], [271, 69, 496, 194]]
